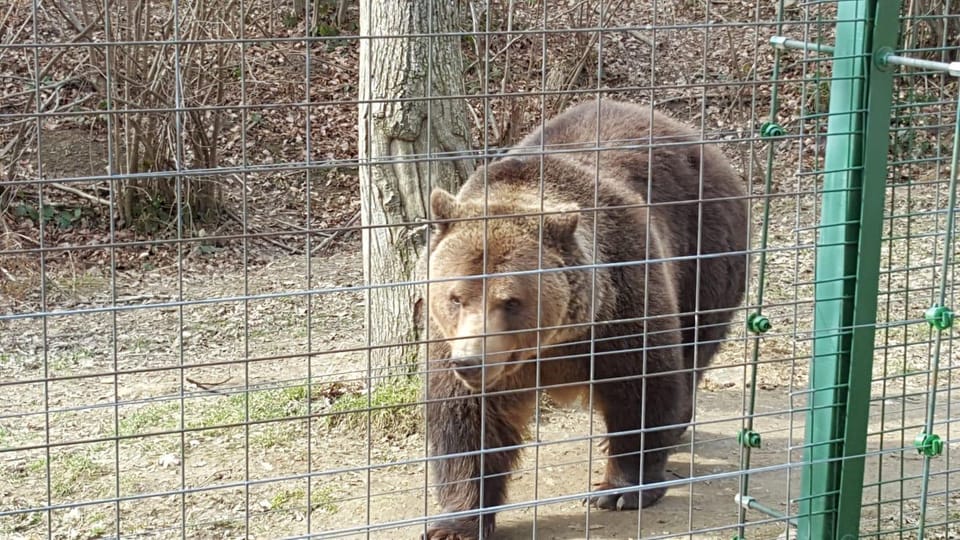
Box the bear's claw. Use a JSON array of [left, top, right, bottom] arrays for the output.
[[421, 517, 494, 540], [584, 482, 667, 511]]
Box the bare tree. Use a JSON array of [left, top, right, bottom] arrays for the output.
[[25, 0, 233, 232], [358, 0, 475, 382], [901, 0, 960, 61]]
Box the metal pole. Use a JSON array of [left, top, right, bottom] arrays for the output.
[[798, 0, 874, 537], [834, 2, 902, 539]]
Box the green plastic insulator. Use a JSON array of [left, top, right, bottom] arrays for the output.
[[924, 305, 955, 330], [760, 122, 786, 138], [738, 429, 762, 448], [747, 312, 772, 334], [914, 432, 943, 457]]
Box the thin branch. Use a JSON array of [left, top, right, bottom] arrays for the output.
[[312, 211, 361, 254], [49, 183, 112, 206], [38, 1, 112, 83], [223, 208, 305, 254]]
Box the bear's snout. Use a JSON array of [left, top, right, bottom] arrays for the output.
[[449, 356, 481, 368], [449, 334, 515, 364], [448, 356, 485, 385], [447, 337, 513, 390]]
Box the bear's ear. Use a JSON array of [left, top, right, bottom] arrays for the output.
[[430, 187, 458, 236], [543, 211, 579, 242]]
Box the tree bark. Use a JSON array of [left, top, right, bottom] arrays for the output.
[[358, 0, 475, 383]]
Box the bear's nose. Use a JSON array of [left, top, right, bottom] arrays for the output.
[[449, 356, 482, 369], [448, 356, 484, 385]]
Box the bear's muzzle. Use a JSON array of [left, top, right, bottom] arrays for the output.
[[447, 336, 515, 390]]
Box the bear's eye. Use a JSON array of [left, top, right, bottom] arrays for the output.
[[503, 298, 522, 313], [449, 294, 462, 308]]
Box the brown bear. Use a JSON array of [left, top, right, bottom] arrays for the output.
[[421, 98, 748, 540]]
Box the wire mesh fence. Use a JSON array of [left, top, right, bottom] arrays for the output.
[[0, 0, 957, 539]]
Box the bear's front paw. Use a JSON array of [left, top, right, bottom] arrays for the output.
[[421, 516, 494, 540], [586, 481, 667, 511]]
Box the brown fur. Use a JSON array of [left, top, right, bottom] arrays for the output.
[[421, 99, 749, 540]]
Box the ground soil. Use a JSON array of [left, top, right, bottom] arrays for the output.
[[3, 228, 959, 539]]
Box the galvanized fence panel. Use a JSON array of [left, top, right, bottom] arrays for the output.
[[0, 1, 957, 539]]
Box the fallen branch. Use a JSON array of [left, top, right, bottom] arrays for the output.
[[49, 182, 112, 206], [625, 29, 657, 50]]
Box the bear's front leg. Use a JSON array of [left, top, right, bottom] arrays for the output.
[[591, 426, 670, 511], [589, 374, 690, 511], [422, 363, 534, 540]]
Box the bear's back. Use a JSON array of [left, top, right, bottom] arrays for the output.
[[508, 99, 750, 374], [510, 99, 744, 211]]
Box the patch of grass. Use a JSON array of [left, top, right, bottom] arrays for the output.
[[84, 512, 109, 538], [119, 400, 181, 436], [51, 269, 108, 300], [248, 482, 339, 518], [25, 448, 111, 499], [27, 457, 46, 474], [326, 376, 421, 436], [311, 483, 338, 513], [128, 335, 153, 353], [270, 487, 305, 510], [197, 385, 309, 428], [119, 385, 313, 440], [130, 436, 182, 459], [251, 421, 305, 448], [0, 511, 43, 534], [49, 347, 95, 374], [52, 453, 105, 497]]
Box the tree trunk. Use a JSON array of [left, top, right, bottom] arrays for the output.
[[358, 0, 475, 383]]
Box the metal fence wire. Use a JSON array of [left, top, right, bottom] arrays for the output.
[[0, 0, 958, 539]]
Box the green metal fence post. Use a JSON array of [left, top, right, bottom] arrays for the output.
[[834, 1, 902, 538], [798, 0, 879, 537]]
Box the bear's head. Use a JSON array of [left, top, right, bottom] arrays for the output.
[[426, 170, 582, 391]]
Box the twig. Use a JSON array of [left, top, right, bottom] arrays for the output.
[[625, 29, 657, 50], [40, 0, 112, 83], [49, 183, 112, 206], [551, 0, 627, 113], [553, 0, 591, 19], [654, 91, 732, 107], [312, 211, 361, 255], [224, 208, 304, 254], [186, 375, 233, 392]]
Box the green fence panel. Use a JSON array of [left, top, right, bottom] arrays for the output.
[[775, 2, 960, 538]]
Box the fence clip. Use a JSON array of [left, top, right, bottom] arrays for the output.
[[760, 122, 786, 138]]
